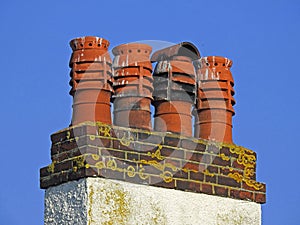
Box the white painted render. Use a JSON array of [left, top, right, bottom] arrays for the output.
[[44, 178, 261, 225]]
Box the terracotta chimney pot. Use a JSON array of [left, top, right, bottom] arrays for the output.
[[152, 42, 199, 136], [112, 43, 153, 130], [195, 56, 235, 143], [69, 36, 113, 125]]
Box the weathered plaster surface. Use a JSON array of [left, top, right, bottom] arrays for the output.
[[44, 179, 88, 225], [44, 178, 261, 225]]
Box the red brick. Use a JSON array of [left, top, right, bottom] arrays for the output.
[[51, 173, 62, 186], [220, 147, 238, 158], [85, 154, 102, 165], [136, 132, 151, 141], [113, 129, 137, 142], [113, 139, 135, 151], [60, 140, 78, 152], [190, 171, 204, 181], [181, 139, 197, 150], [88, 136, 112, 148], [51, 129, 74, 143], [100, 148, 114, 157], [205, 175, 217, 183], [101, 169, 125, 181], [207, 145, 220, 154], [185, 151, 204, 162], [80, 146, 99, 155], [68, 168, 86, 181], [229, 189, 256, 201], [163, 136, 181, 148], [176, 179, 189, 190], [214, 186, 228, 197], [218, 175, 241, 188], [182, 161, 201, 172], [54, 160, 73, 173], [40, 167, 50, 177], [69, 148, 83, 158], [134, 142, 157, 152], [242, 181, 266, 192], [195, 143, 206, 152], [255, 193, 266, 203], [126, 152, 140, 161], [107, 149, 126, 159], [40, 176, 55, 189], [201, 183, 213, 195], [139, 164, 163, 176], [239, 191, 254, 201], [125, 172, 150, 185], [173, 170, 188, 179], [140, 154, 163, 162], [232, 160, 245, 170], [86, 125, 99, 135], [160, 147, 184, 159], [200, 154, 212, 164], [186, 181, 201, 193], [229, 189, 240, 199], [58, 171, 69, 183], [85, 167, 99, 177], [212, 156, 231, 167], [220, 167, 243, 176], [52, 152, 69, 162], [51, 144, 60, 155], [75, 136, 87, 146], [150, 176, 176, 189], [137, 132, 163, 145], [206, 165, 218, 174], [164, 158, 181, 168]]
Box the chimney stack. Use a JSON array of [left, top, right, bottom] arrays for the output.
[[194, 56, 235, 143], [41, 39, 265, 225], [112, 43, 153, 130], [69, 36, 113, 125]]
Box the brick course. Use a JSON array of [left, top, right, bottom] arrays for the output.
[[40, 122, 266, 203]]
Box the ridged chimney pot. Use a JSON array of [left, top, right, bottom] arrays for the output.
[[112, 43, 153, 130], [195, 56, 235, 143], [69, 36, 113, 125]]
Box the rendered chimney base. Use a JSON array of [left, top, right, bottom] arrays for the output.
[[44, 178, 261, 225], [195, 56, 235, 143], [112, 43, 153, 130], [69, 36, 113, 125]]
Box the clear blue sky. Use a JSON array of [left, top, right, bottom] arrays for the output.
[[1, 0, 299, 224]]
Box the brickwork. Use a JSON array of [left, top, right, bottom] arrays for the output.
[[40, 122, 266, 203]]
